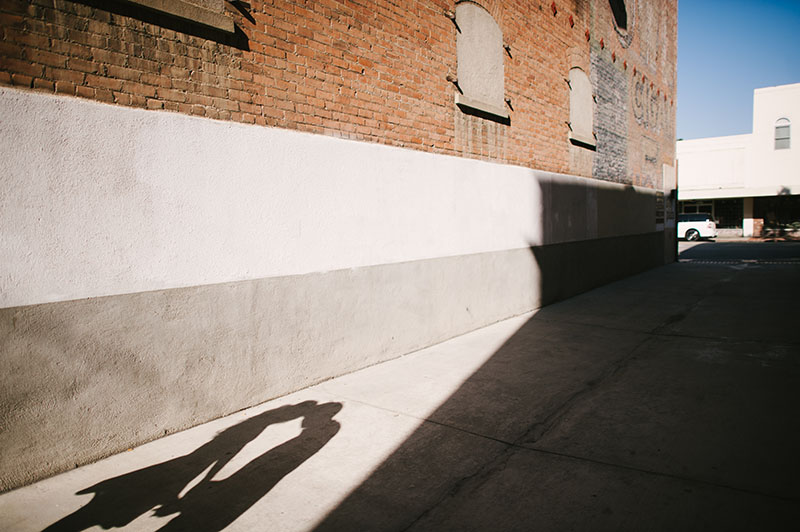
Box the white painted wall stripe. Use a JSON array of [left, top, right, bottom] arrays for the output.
[[0, 88, 656, 308]]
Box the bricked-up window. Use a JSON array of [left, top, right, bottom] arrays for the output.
[[609, 0, 628, 31], [122, 0, 234, 33], [568, 68, 595, 149], [775, 118, 791, 150], [454, 2, 508, 120]]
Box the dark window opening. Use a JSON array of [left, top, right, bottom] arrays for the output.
[[755, 195, 800, 228], [680, 200, 712, 216], [609, 0, 627, 30], [714, 198, 744, 229], [680, 199, 745, 228]]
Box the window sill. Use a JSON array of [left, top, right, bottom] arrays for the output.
[[455, 93, 509, 121], [123, 0, 235, 33], [569, 133, 596, 150]]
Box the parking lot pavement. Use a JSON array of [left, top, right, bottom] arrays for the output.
[[2, 242, 799, 531], [679, 240, 800, 262]]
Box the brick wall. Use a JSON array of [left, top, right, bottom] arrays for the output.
[[0, 0, 677, 183], [592, 47, 629, 183]]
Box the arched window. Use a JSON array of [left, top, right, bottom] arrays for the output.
[[775, 118, 791, 150], [455, 1, 507, 120], [609, 0, 627, 31], [568, 67, 595, 149]]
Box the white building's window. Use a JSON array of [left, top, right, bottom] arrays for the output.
[[568, 67, 595, 149], [775, 118, 791, 150], [454, 1, 507, 120]]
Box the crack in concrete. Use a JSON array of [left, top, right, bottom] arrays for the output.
[[523, 445, 800, 503], [649, 299, 706, 336], [500, 284, 732, 449], [403, 413, 799, 530], [325, 261, 800, 527], [529, 315, 800, 345], [399, 443, 517, 532], [399, 403, 799, 531], [515, 335, 653, 447]]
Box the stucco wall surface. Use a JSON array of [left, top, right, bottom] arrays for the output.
[[751, 84, 800, 193], [0, 247, 538, 491], [676, 135, 750, 201], [0, 86, 668, 491], [0, 0, 679, 494], [0, 233, 666, 492], [1, 87, 659, 309]]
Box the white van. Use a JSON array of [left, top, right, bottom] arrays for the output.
[[678, 213, 717, 241]]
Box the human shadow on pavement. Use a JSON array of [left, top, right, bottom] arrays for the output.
[[44, 400, 342, 532]]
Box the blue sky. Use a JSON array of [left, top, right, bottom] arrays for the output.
[[677, 0, 800, 140]]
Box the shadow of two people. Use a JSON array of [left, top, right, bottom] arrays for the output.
[[45, 400, 343, 532]]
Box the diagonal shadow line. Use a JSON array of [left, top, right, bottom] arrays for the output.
[[309, 178, 800, 529], [308, 307, 646, 531], [43, 400, 342, 532], [305, 180, 670, 531]]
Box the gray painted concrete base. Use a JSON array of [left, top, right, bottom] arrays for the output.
[[0, 233, 665, 491], [0, 243, 797, 530]]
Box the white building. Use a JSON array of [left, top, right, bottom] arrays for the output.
[[677, 83, 800, 236]]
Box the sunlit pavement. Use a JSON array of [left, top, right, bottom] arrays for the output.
[[2, 242, 799, 531]]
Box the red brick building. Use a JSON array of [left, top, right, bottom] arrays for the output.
[[0, 0, 677, 490]]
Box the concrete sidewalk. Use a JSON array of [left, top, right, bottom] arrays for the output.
[[2, 253, 799, 531]]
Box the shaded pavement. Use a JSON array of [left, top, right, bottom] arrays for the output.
[[1, 242, 799, 531]]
